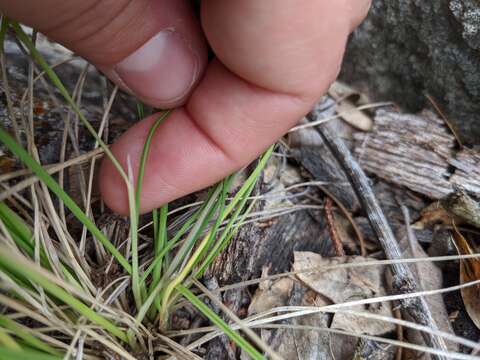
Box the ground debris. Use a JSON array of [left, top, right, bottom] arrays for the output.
[[354, 110, 480, 199]]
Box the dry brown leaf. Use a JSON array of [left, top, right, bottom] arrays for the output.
[[262, 284, 333, 360], [394, 228, 458, 355], [293, 252, 396, 359], [328, 82, 373, 131], [451, 226, 480, 330], [0, 154, 15, 173], [293, 252, 389, 306], [413, 202, 459, 229], [249, 266, 294, 315], [335, 101, 374, 132], [247, 278, 333, 360]]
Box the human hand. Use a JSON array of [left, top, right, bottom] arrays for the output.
[[1, 0, 370, 214]]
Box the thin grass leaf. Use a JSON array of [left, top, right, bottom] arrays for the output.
[[0, 17, 9, 52], [177, 285, 264, 360], [177, 177, 231, 283], [195, 146, 273, 277], [0, 315, 60, 355], [10, 21, 127, 182], [0, 202, 32, 245], [139, 210, 199, 285], [0, 127, 131, 273], [0, 347, 62, 360], [195, 181, 257, 278], [0, 250, 128, 342], [157, 184, 225, 323], [152, 204, 168, 310], [0, 327, 20, 350], [0, 202, 34, 256], [131, 110, 171, 311], [159, 181, 230, 315], [136, 185, 223, 324]]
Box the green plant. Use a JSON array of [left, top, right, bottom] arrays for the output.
[[0, 19, 272, 359]]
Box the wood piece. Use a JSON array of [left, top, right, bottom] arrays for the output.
[[397, 205, 458, 353], [441, 187, 480, 229], [205, 163, 332, 358], [209, 195, 330, 285], [353, 110, 480, 199], [315, 115, 449, 360], [289, 98, 360, 212]]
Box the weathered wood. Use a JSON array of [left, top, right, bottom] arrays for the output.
[[205, 162, 333, 358], [316, 115, 449, 360], [289, 99, 360, 212], [441, 187, 480, 229], [354, 110, 480, 199]]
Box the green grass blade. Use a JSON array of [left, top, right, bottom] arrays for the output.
[[0, 17, 9, 51], [0, 202, 32, 246], [0, 328, 20, 350], [137, 185, 222, 324], [0, 347, 62, 360], [194, 146, 272, 277], [177, 285, 264, 360], [131, 110, 170, 310], [152, 204, 168, 310], [139, 207, 199, 285], [0, 250, 128, 342], [195, 181, 256, 278], [134, 110, 171, 214], [174, 177, 231, 277], [0, 127, 131, 273], [10, 22, 127, 184], [0, 315, 60, 355], [0, 202, 34, 256]]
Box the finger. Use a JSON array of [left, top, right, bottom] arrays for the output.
[[0, 0, 208, 108], [201, 0, 367, 98], [100, 0, 370, 214]]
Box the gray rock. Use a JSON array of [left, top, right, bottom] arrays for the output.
[[341, 0, 480, 145]]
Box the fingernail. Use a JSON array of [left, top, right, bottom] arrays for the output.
[[115, 30, 197, 104]]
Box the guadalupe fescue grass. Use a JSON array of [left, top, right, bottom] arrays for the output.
[[0, 18, 273, 358], [1, 17, 480, 360]]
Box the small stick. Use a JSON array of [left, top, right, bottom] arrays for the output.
[[426, 94, 463, 150], [324, 197, 345, 256], [315, 115, 448, 360], [394, 308, 404, 360], [319, 185, 366, 256]]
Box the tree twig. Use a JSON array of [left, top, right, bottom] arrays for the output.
[[314, 113, 449, 360], [324, 197, 345, 257]]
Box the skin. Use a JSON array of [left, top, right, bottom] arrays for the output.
[[0, 0, 371, 214]]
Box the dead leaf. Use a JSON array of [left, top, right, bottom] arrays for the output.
[[0, 154, 15, 173], [394, 227, 458, 356], [246, 277, 333, 360], [249, 267, 294, 315], [258, 283, 334, 360], [328, 82, 373, 131], [293, 252, 389, 306], [293, 252, 396, 360], [413, 202, 459, 229], [451, 226, 480, 330]]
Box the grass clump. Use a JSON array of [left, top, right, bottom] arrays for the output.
[[0, 19, 273, 359]]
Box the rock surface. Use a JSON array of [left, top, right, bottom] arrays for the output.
[[341, 0, 480, 145]]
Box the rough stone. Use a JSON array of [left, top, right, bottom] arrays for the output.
[[341, 0, 480, 145]]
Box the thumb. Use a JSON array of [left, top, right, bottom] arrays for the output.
[[1, 0, 208, 108]]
